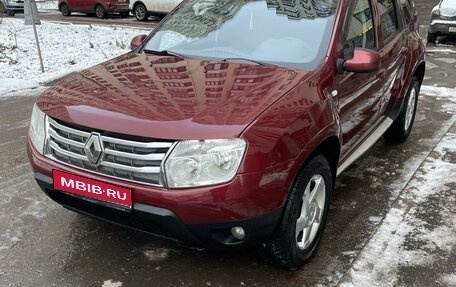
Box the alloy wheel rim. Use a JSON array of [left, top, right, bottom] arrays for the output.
[[295, 174, 326, 251], [96, 6, 103, 17], [136, 6, 145, 19], [404, 88, 416, 131]]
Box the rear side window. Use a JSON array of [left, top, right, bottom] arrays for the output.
[[377, 0, 398, 40], [345, 0, 376, 50]]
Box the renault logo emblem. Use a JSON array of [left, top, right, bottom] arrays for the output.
[[84, 133, 104, 165]]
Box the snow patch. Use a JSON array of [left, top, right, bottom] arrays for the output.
[[368, 216, 382, 224], [341, 250, 358, 257], [101, 280, 123, 287], [143, 247, 170, 262], [440, 274, 456, 286], [421, 86, 456, 113], [339, 130, 456, 286], [36, 0, 58, 10], [0, 18, 146, 97]]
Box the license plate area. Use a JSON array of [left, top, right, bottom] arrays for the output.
[[53, 170, 132, 209], [449, 27, 456, 32]]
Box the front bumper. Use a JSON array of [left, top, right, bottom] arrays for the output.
[[28, 139, 286, 249], [429, 19, 456, 35], [34, 172, 281, 249]]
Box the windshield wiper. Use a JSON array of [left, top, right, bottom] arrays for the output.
[[222, 57, 277, 67], [143, 49, 185, 58]]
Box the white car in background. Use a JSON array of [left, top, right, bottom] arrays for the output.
[[130, 0, 182, 21], [0, 0, 24, 15], [428, 0, 456, 43]]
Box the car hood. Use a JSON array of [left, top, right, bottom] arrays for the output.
[[37, 53, 310, 140], [440, 2, 456, 17]]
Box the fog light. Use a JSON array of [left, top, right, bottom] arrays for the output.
[[231, 226, 246, 240]]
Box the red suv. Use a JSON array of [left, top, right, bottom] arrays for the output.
[[28, 0, 425, 269], [58, 0, 129, 18]]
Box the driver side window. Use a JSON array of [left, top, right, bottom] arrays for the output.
[[345, 0, 376, 50]]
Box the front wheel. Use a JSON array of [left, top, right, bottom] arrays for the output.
[[134, 3, 148, 21], [95, 4, 106, 19], [384, 77, 420, 144], [258, 155, 333, 270], [60, 3, 71, 16], [427, 32, 436, 44]]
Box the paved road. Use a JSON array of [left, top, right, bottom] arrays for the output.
[[1, 0, 455, 286]]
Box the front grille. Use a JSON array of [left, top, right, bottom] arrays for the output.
[[46, 117, 175, 186], [440, 15, 456, 21]]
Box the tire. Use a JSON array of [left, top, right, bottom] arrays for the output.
[[384, 77, 420, 144], [427, 32, 436, 44], [95, 4, 106, 19], [60, 3, 71, 16], [134, 3, 148, 21], [258, 155, 333, 270], [120, 11, 129, 18]]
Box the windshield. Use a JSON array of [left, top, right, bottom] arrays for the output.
[[441, 0, 456, 8], [143, 0, 339, 70]]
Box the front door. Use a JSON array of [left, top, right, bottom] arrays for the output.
[[333, 0, 385, 160]]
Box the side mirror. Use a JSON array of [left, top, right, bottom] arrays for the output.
[[338, 48, 381, 73], [130, 34, 147, 50]]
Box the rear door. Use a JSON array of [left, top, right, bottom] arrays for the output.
[[66, 0, 88, 12], [374, 0, 407, 119]]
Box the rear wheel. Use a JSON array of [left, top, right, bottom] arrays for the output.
[[120, 11, 129, 18], [258, 155, 333, 270], [95, 4, 106, 19], [134, 3, 148, 21], [384, 77, 420, 144], [60, 3, 71, 16]]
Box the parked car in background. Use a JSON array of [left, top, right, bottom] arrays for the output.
[[130, 0, 181, 21], [0, 0, 24, 15], [58, 0, 129, 19], [28, 0, 425, 270], [428, 0, 456, 43]]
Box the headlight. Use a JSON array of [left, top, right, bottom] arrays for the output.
[[164, 139, 247, 188], [432, 9, 440, 16], [29, 104, 47, 154]]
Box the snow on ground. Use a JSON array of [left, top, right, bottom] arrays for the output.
[[339, 87, 456, 287], [340, 131, 456, 286], [421, 85, 456, 113], [36, 0, 58, 10], [0, 18, 146, 97]]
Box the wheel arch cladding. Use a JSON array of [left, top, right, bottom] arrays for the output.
[[299, 136, 340, 189], [133, 1, 145, 10], [95, 3, 104, 10]]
